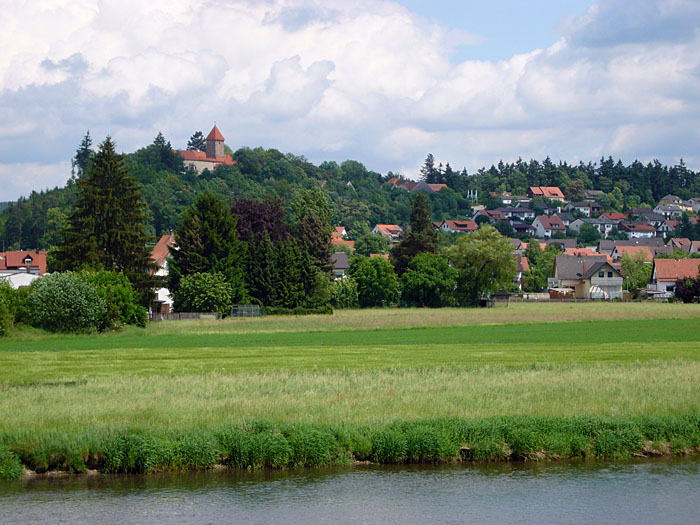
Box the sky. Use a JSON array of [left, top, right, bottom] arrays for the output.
[[1, 0, 700, 201]]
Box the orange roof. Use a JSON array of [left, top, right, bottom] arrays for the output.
[[603, 212, 628, 221], [520, 256, 530, 272], [332, 238, 355, 248], [530, 186, 565, 199], [385, 177, 400, 185], [332, 226, 346, 240], [427, 184, 448, 192], [374, 224, 403, 236], [623, 224, 656, 232], [614, 245, 653, 260], [206, 125, 225, 141], [151, 233, 176, 267], [653, 258, 700, 282], [0, 251, 47, 274], [565, 248, 597, 256], [175, 150, 235, 165]]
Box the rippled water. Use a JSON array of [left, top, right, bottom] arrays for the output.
[[1, 459, 699, 524]]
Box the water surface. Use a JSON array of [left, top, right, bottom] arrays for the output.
[[1, 459, 699, 524]]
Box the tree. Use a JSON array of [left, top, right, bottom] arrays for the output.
[[420, 154, 439, 183], [295, 210, 333, 275], [168, 192, 247, 302], [187, 131, 206, 152], [620, 251, 652, 295], [401, 253, 456, 307], [51, 137, 159, 304], [355, 233, 389, 256], [444, 225, 517, 306], [173, 272, 234, 315], [71, 131, 93, 181], [674, 213, 697, 241], [40, 207, 68, 248], [565, 179, 586, 201], [390, 192, 438, 275], [349, 256, 402, 307], [577, 223, 601, 245], [675, 276, 700, 303]]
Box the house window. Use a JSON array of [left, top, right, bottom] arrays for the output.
[[608, 271, 613, 278], [598, 271, 604, 278]]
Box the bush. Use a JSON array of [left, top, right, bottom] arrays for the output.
[[263, 305, 333, 316], [330, 278, 359, 309], [0, 281, 17, 336], [173, 272, 233, 316], [0, 445, 23, 479], [349, 256, 402, 307], [25, 272, 106, 333], [82, 270, 147, 329], [401, 253, 457, 307]]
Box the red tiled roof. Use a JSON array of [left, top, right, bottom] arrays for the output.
[[530, 186, 565, 199], [370, 253, 390, 259], [536, 215, 565, 230], [374, 224, 403, 236], [385, 177, 400, 185], [519, 256, 530, 272], [0, 251, 47, 274], [622, 224, 656, 232], [443, 219, 478, 232], [206, 125, 225, 141], [653, 258, 700, 282], [603, 212, 628, 221], [427, 184, 448, 192], [404, 182, 417, 191], [332, 238, 355, 248], [614, 245, 653, 260], [565, 248, 597, 256], [175, 150, 235, 165], [151, 233, 176, 267]]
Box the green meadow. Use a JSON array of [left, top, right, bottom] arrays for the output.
[[1, 303, 700, 478]]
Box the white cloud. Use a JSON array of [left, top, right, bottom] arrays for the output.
[[0, 0, 699, 200], [0, 162, 71, 202]]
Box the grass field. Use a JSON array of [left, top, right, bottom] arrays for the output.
[[1, 303, 700, 477]]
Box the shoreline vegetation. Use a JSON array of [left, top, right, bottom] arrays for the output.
[[2, 304, 700, 480]]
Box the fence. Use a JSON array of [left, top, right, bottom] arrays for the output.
[[230, 304, 262, 317], [150, 312, 221, 322]]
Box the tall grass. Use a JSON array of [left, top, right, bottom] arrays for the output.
[[2, 416, 700, 479]]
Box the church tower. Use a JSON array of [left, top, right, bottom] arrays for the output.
[[206, 125, 225, 158]]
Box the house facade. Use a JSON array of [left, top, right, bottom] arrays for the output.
[[373, 224, 403, 244], [175, 126, 236, 174], [649, 258, 700, 296], [532, 215, 565, 238]]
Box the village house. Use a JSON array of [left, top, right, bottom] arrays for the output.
[[649, 258, 700, 297], [597, 238, 665, 255], [583, 190, 604, 202], [653, 204, 683, 219], [565, 202, 593, 217], [610, 244, 672, 262], [372, 224, 403, 244], [512, 254, 530, 290], [174, 126, 235, 174], [150, 232, 177, 314], [332, 226, 355, 249], [527, 186, 566, 202], [495, 207, 536, 220], [473, 209, 507, 223], [439, 220, 478, 233], [510, 220, 535, 236], [532, 215, 565, 238], [332, 252, 349, 279], [0, 250, 48, 288], [556, 212, 575, 227], [551, 255, 623, 299], [569, 217, 617, 238], [621, 223, 657, 239]]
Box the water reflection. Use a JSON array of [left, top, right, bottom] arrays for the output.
[[1, 459, 699, 524]]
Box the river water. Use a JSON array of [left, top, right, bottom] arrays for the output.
[[1, 459, 699, 524]]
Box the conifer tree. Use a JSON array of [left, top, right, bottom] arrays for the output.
[[52, 137, 158, 303], [246, 231, 279, 305], [186, 131, 206, 152], [71, 131, 93, 181], [295, 210, 333, 275], [390, 192, 438, 275], [168, 192, 247, 302]]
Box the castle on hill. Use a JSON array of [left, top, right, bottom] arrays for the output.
[[174, 125, 235, 174]]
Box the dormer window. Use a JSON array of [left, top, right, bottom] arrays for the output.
[[23, 256, 32, 265]]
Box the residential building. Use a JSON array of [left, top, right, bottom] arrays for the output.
[[649, 258, 700, 296], [556, 212, 575, 227], [372, 224, 403, 244], [668, 238, 692, 252], [551, 255, 623, 299], [569, 218, 617, 238], [0, 251, 47, 275], [565, 202, 592, 217], [654, 204, 683, 219], [150, 232, 176, 277], [412, 181, 448, 193], [440, 220, 478, 233], [495, 207, 536, 220], [621, 223, 657, 239], [584, 190, 605, 202], [512, 255, 530, 290], [601, 212, 628, 222], [473, 209, 507, 222], [332, 252, 349, 279], [546, 238, 578, 251], [332, 226, 355, 249], [174, 126, 235, 174], [527, 186, 566, 201], [532, 215, 566, 238], [598, 238, 665, 255]]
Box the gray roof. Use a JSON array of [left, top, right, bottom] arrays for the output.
[[332, 252, 349, 270], [546, 238, 578, 249], [582, 261, 620, 280], [554, 255, 608, 280], [598, 238, 665, 253], [556, 212, 575, 222]]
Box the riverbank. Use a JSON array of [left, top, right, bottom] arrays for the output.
[[2, 415, 700, 479], [2, 304, 699, 479]]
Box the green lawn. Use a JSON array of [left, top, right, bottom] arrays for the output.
[[1, 303, 700, 475]]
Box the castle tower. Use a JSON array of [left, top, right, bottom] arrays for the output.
[[206, 125, 225, 158]]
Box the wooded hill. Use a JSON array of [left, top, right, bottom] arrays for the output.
[[1, 131, 699, 251]]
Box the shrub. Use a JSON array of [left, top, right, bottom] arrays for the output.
[[349, 256, 402, 307], [25, 272, 106, 333], [330, 278, 359, 309], [371, 429, 407, 463], [0, 445, 23, 480], [401, 253, 457, 307], [0, 281, 16, 336], [82, 270, 147, 329], [173, 272, 233, 316]]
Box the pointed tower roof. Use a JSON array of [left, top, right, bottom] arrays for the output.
[[206, 125, 225, 142]]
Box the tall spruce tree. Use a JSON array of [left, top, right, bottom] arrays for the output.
[[186, 131, 206, 152], [52, 137, 158, 303], [390, 192, 438, 275], [71, 131, 93, 181], [168, 192, 247, 302]]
